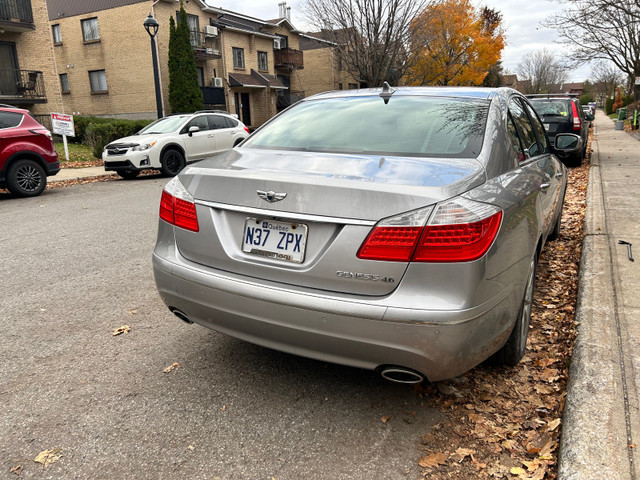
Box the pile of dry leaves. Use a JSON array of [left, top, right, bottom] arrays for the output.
[[416, 150, 590, 479]]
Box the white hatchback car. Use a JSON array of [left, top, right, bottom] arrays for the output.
[[103, 111, 249, 178]]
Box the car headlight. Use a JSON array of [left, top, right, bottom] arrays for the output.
[[132, 141, 156, 151]]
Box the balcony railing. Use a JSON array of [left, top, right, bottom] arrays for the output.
[[0, 69, 46, 104], [189, 31, 222, 59], [0, 0, 34, 28], [274, 48, 304, 70]]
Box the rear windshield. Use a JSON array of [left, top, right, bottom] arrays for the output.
[[243, 95, 488, 158], [529, 100, 570, 117]]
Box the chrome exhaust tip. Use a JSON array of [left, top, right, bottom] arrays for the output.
[[379, 366, 425, 384], [171, 308, 193, 324]]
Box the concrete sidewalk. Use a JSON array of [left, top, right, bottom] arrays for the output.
[[50, 165, 115, 182], [559, 110, 640, 478]]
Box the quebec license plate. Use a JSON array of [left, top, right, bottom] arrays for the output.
[[242, 217, 308, 263]]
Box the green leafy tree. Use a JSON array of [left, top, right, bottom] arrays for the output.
[[168, 3, 203, 113]]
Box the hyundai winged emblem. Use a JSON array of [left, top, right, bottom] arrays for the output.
[[257, 189, 287, 203]]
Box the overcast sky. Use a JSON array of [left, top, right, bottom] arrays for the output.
[[206, 0, 593, 83]]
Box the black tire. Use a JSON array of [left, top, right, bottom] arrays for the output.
[[566, 152, 582, 168], [548, 193, 565, 241], [160, 149, 185, 177], [493, 257, 537, 366], [6, 159, 46, 197], [117, 170, 140, 179], [233, 138, 244, 147]]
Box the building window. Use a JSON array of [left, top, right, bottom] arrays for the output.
[[60, 73, 69, 93], [232, 47, 245, 68], [187, 14, 199, 47], [89, 70, 107, 93], [338, 83, 343, 90], [196, 66, 204, 87], [258, 51, 268, 71], [348, 83, 359, 89], [276, 34, 288, 49], [52, 24, 62, 44], [81, 17, 100, 42]]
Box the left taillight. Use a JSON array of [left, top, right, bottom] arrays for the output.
[[159, 176, 199, 232], [571, 102, 581, 131], [357, 198, 502, 263]]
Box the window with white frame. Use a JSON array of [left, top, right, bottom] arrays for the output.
[[81, 17, 100, 42], [232, 47, 245, 68], [59, 73, 69, 92], [89, 70, 107, 92], [52, 24, 62, 44], [258, 51, 268, 71]]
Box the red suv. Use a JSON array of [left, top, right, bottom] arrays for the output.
[[0, 105, 59, 197]]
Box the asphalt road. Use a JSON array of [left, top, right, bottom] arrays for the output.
[[0, 178, 439, 479]]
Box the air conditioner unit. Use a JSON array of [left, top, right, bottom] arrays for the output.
[[273, 38, 281, 49], [212, 77, 224, 88], [205, 48, 214, 54], [204, 25, 218, 36]]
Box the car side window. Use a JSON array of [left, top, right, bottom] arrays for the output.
[[224, 117, 238, 128], [507, 114, 525, 164], [183, 116, 209, 133], [509, 98, 540, 160], [523, 101, 550, 154], [0, 111, 23, 129], [207, 115, 228, 130]]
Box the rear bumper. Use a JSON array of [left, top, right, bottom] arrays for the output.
[[152, 248, 517, 382]]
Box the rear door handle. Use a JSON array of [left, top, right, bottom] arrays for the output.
[[540, 183, 550, 190], [555, 172, 563, 178]]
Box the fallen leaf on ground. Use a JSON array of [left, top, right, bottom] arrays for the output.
[[163, 362, 181, 373], [547, 418, 561, 432], [34, 448, 62, 467], [112, 325, 131, 336], [10, 465, 22, 475], [129, 309, 138, 315], [381, 416, 391, 423], [418, 452, 447, 468]]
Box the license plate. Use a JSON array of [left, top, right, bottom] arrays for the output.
[[242, 218, 308, 263], [543, 123, 549, 131]]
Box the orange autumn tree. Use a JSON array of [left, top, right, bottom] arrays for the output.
[[406, 0, 505, 86]]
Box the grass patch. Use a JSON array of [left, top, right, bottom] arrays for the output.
[[54, 141, 100, 165]]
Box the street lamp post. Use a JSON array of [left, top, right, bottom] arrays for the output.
[[143, 14, 163, 119]]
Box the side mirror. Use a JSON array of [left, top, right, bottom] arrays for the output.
[[188, 125, 200, 137], [554, 133, 583, 152], [587, 113, 594, 121]]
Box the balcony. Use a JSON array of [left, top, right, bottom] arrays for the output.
[[277, 90, 304, 110], [189, 31, 222, 60], [0, 0, 34, 32], [0, 69, 46, 104], [274, 48, 304, 70], [201, 86, 225, 107]]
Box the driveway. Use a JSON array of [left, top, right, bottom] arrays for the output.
[[0, 179, 439, 479]]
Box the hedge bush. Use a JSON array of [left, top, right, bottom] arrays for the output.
[[605, 97, 614, 115], [73, 116, 153, 158]]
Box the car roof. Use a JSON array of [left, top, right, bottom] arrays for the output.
[[306, 86, 516, 102], [0, 105, 29, 114]]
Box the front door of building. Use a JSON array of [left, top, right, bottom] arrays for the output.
[[235, 92, 251, 127]]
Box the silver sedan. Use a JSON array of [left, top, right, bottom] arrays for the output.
[[152, 86, 577, 383]]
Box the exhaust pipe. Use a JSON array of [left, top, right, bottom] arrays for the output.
[[380, 366, 425, 384], [171, 308, 193, 324]]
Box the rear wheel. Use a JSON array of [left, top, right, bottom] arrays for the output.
[[160, 149, 185, 177], [117, 170, 139, 179], [494, 257, 537, 366], [6, 159, 46, 197]]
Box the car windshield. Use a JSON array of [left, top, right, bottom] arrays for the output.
[[529, 100, 570, 117], [138, 116, 188, 134], [243, 95, 489, 158]]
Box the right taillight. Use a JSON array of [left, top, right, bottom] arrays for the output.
[[357, 198, 502, 263], [159, 176, 199, 232]]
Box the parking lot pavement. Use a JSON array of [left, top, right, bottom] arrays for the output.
[[559, 111, 640, 479], [0, 178, 440, 479]]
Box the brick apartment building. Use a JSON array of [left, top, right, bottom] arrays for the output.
[[0, 0, 64, 124], [44, 0, 356, 127]]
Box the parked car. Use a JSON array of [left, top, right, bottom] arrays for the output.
[[153, 86, 578, 383], [102, 111, 250, 179], [0, 105, 59, 197], [527, 95, 589, 167]]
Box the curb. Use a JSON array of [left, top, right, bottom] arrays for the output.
[[558, 124, 632, 479]]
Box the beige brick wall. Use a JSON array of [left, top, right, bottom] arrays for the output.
[[51, 2, 157, 118], [0, 0, 64, 117], [297, 46, 359, 97]]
